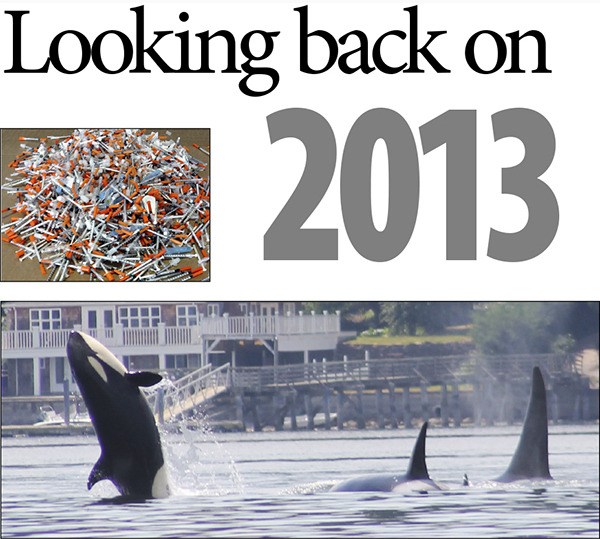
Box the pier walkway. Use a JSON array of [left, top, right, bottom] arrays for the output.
[[144, 363, 231, 423], [144, 352, 585, 427], [230, 353, 576, 393]]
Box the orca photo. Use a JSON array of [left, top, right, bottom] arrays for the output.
[[1, 301, 598, 537]]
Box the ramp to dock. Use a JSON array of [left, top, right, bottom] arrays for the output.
[[144, 363, 231, 423]]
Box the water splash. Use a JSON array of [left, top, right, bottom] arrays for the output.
[[159, 408, 245, 497]]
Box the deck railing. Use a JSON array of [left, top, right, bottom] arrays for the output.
[[1, 313, 341, 352], [231, 353, 576, 391], [197, 313, 340, 337], [1, 329, 72, 351]]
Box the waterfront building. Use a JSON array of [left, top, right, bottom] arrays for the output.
[[1, 302, 347, 396]]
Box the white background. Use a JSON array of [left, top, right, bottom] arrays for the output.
[[0, 1, 598, 301]]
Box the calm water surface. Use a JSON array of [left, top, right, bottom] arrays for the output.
[[2, 424, 598, 537]]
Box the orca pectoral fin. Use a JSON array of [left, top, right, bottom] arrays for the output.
[[126, 371, 163, 387], [88, 455, 112, 490], [406, 421, 430, 481]]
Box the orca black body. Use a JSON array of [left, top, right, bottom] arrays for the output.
[[329, 422, 440, 492], [496, 366, 552, 482], [66, 331, 170, 499]]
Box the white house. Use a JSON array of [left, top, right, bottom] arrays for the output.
[[1, 301, 349, 396]]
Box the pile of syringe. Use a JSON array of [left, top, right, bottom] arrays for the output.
[[1, 129, 210, 281]]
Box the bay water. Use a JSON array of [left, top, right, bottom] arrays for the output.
[[2, 424, 598, 537]]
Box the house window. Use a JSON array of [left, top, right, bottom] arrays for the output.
[[176, 305, 198, 326], [207, 303, 220, 317], [260, 303, 278, 316], [104, 310, 114, 328], [165, 354, 201, 369], [55, 358, 65, 384], [122, 355, 158, 370], [283, 303, 296, 315], [118, 306, 160, 328], [88, 311, 97, 329], [239, 303, 248, 315], [30, 309, 61, 330]]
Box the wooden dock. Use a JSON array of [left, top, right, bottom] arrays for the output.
[[221, 352, 594, 431], [2, 424, 95, 437]]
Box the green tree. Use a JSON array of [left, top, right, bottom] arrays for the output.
[[545, 302, 599, 345], [379, 302, 474, 336], [471, 303, 549, 354], [470, 302, 599, 354]]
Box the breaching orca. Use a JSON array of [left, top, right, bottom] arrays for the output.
[[66, 331, 171, 499], [329, 422, 441, 492], [496, 366, 552, 482]]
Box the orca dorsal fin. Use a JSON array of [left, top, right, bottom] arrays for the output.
[[406, 421, 430, 480], [126, 371, 163, 387], [88, 454, 112, 490], [498, 366, 552, 481]]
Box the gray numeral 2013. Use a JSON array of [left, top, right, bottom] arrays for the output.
[[265, 108, 558, 262]]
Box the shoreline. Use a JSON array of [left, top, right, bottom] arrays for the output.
[[3, 417, 598, 438]]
